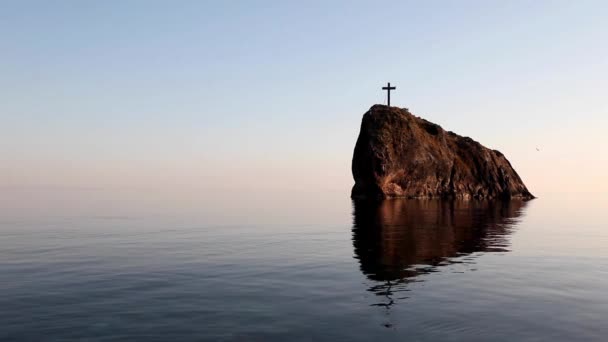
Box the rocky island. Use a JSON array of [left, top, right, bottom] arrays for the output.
[[351, 105, 534, 200]]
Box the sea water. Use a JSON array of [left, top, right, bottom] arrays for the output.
[[1, 189, 607, 341]]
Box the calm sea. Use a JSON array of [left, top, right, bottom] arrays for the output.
[[1, 189, 607, 341]]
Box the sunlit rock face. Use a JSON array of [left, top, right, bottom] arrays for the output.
[[351, 105, 534, 199], [351, 199, 527, 282]]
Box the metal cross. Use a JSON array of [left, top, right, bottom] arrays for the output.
[[382, 82, 396, 106]]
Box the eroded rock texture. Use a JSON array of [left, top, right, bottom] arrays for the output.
[[351, 105, 533, 199]]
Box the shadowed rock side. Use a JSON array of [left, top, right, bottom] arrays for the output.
[[352, 199, 527, 282], [351, 105, 534, 199]]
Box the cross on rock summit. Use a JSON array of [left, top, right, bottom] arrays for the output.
[[382, 82, 396, 106]]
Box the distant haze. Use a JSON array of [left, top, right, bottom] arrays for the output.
[[2, 1, 607, 203]]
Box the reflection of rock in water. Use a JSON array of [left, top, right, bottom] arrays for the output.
[[352, 199, 528, 310]]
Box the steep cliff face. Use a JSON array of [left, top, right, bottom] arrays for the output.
[[351, 105, 534, 199]]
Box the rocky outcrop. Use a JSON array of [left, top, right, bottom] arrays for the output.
[[351, 105, 534, 199]]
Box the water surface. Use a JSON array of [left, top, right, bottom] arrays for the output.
[[1, 190, 607, 341]]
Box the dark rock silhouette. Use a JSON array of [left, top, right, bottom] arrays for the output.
[[351, 105, 534, 199]]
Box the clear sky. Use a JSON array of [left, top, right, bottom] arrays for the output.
[[2, 1, 607, 199]]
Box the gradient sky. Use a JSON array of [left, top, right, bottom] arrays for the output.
[[2, 1, 607, 198]]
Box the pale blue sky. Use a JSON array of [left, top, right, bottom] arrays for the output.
[[2, 1, 607, 195]]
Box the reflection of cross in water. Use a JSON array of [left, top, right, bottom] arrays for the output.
[[374, 280, 395, 308], [369, 278, 412, 328], [370, 279, 408, 308], [372, 280, 395, 328]]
